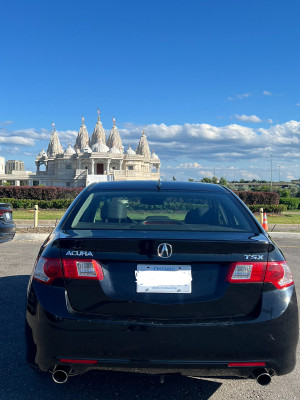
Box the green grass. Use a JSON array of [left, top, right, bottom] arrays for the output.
[[13, 209, 66, 220], [254, 210, 300, 224]]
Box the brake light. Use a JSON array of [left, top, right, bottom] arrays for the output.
[[0, 209, 12, 221], [226, 261, 294, 289], [264, 261, 294, 289], [62, 259, 104, 280], [33, 257, 104, 284], [0, 209, 11, 215], [33, 257, 63, 284]]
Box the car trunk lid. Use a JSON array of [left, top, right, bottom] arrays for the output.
[[59, 231, 271, 321]]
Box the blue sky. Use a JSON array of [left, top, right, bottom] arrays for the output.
[[1, 0, 300, 182]]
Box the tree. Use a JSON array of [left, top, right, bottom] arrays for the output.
[[172, 176, 176, 181], [219, 177, 228, 186], [201, 177, 212, 183], [211, 176, 218, 184]]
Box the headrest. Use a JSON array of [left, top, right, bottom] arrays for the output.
[[101, 202, 127, 221]]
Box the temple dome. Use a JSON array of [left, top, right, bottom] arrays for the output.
[[92, 142, 109, 153], [126, 145, 136, 156], [151, 150, 159, 160], [109, 145, 121, 154], [82, 145, 92, 153], [65, 144, 76, 155], [37, 149, 47, 158]]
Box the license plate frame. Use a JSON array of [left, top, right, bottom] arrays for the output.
[[136, 264, 192, 293]]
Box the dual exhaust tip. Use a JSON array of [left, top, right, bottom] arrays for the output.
[[52, 366, 71, 384], [253, 368, 274, 386], [51, 365, 273, 386]]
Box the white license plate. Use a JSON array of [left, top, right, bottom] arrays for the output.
[[136, 265, 192, 293]]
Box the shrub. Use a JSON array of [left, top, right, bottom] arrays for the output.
[[0, 186, 82, 200], [0, 197, 73, 209], [234, 191, 279, 205], [248, 204, 287, 214], [279, 197, 300, 210]]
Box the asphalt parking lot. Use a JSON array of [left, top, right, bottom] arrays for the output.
[[0, 235, 299, 400]]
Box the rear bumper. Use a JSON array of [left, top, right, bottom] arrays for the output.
[[26, 283, 299, 377], [0, 226, 15, 243]]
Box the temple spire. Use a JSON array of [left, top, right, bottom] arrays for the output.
[[47, 122, 63, 157], [136, 130, 151, 157], [75, 116, 90, 150], [90, 110, 106, 147], [107, 116, 123, 152]]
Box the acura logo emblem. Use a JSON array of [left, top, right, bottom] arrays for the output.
[[157, 243, 172, 258]]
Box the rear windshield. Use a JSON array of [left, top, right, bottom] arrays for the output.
[[63, 190, 259, 233]]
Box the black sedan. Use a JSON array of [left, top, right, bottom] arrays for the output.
[[26, 181, 299, 386], [0, 202, 15, 243]]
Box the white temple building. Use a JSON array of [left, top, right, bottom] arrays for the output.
[[33, 113, 161, 187]]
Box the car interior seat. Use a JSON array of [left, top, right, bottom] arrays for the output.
[[101, 201, 128, 223], [184, 206, 215, 224]]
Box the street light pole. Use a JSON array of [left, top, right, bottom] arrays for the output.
[[270, 155, 273, 188]]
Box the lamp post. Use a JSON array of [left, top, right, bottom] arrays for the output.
[[270, 155, 273, 188]]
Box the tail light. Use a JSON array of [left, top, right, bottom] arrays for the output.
[[0, 209, 13, 221], [226, 261, 294, 289], [264, 261, 294, 289], [33, 257, 104, 284], [33, 257, 63, 284], [0, 209, 10, 215], [62, 259, 104, 280]]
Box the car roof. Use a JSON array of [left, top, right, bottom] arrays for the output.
[[91, 180, 227, 193]]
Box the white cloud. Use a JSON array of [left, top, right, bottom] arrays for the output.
[[118, 120, 300, 171], [177, 162, 203, 169], [296, 103, 300, 107], [56, 130, 78, 143], [263, 90, 272, 96], [235, 114, 262, 123], [267, 119, 273, 124], [0, 136, 35, 146], [227, 93, 251, 101], [2, 119, 300, 182], [0, 120, 14, 125]]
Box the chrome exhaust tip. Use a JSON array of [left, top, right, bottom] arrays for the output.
[[253, 369, 272, 386], [52, 366, 70, 384]]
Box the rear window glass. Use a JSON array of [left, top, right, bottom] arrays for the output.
[[63, 190, 258, 232]]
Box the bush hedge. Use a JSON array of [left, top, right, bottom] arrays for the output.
[[234, 191, 279, 205], [279, 197, 300, 210], [0, 186, 82, 200], [248, 204, 287, 214], [0, 197, 73, 209]]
